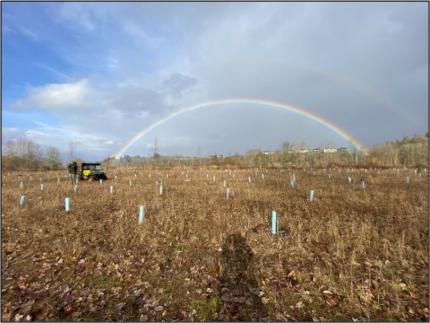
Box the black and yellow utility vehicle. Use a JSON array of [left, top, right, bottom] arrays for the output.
[[79, 162, 108, 181]]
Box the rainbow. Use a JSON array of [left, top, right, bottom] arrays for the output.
[[285, 64, 418, 127], [114, 98, 368, 159]]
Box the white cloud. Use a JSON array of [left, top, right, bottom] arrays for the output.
[[6, 3, 427, 158], [14, 79, 91, 110], [26, 129, 48, 137], [2, 127, 26, 142], [22, 122, 122, 160], [122, 22, 164, 49], [163, 73, 197, 95]]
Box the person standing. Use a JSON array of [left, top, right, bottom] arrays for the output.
[[68, 162, 73, 184], [68, 161, 78, 185], [73, 162, 78, 184]]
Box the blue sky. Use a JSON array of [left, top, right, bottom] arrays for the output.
[[2, 2, 428, 161]]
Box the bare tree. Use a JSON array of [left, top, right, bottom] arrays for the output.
[[3, 140, 18, 156], [2, 138, 43, 170], [68, 141, 76, 162], [152, 137, 160, 158], [44, 147, 62, 169], [281, 141, 292, 152], [323, 140, 335, 149]]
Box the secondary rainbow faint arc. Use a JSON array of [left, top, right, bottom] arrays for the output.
[[114, 98, 368, 159]]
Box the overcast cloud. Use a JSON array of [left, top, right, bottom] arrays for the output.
[[3, 2, 427, 160]]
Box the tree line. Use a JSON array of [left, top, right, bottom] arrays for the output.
[[2, 134, 428, 171], [111, 134, 428, 169], [2, 139, 62, 171], [367, 134, 428, 167]]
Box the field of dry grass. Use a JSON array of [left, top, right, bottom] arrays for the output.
[[1, 166, 428, 321]]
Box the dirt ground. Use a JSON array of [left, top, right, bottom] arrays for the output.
[[1, 166, 428, 321]]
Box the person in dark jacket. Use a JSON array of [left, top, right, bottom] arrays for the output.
[[68, 161, 78, 185], [73, 162, 78, 176]]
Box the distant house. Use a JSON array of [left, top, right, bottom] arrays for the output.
[[263, 151, 274, 155], [338, 147, 352, 153], [312, 148, 322, 152], [323, 148, 337, 153], [296, 149, 309, 154]]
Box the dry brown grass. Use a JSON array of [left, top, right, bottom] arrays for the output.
[[1, 166, 428, 321]]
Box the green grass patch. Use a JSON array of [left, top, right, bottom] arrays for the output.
[[189, 297, 220, 321]]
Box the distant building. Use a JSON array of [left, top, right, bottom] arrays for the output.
[[263, 151, 274, 155], [323, 148, 338, 153], [296, 149, 309, 154], [338, 147, 353, 153], [312, 148, 322, 152]]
